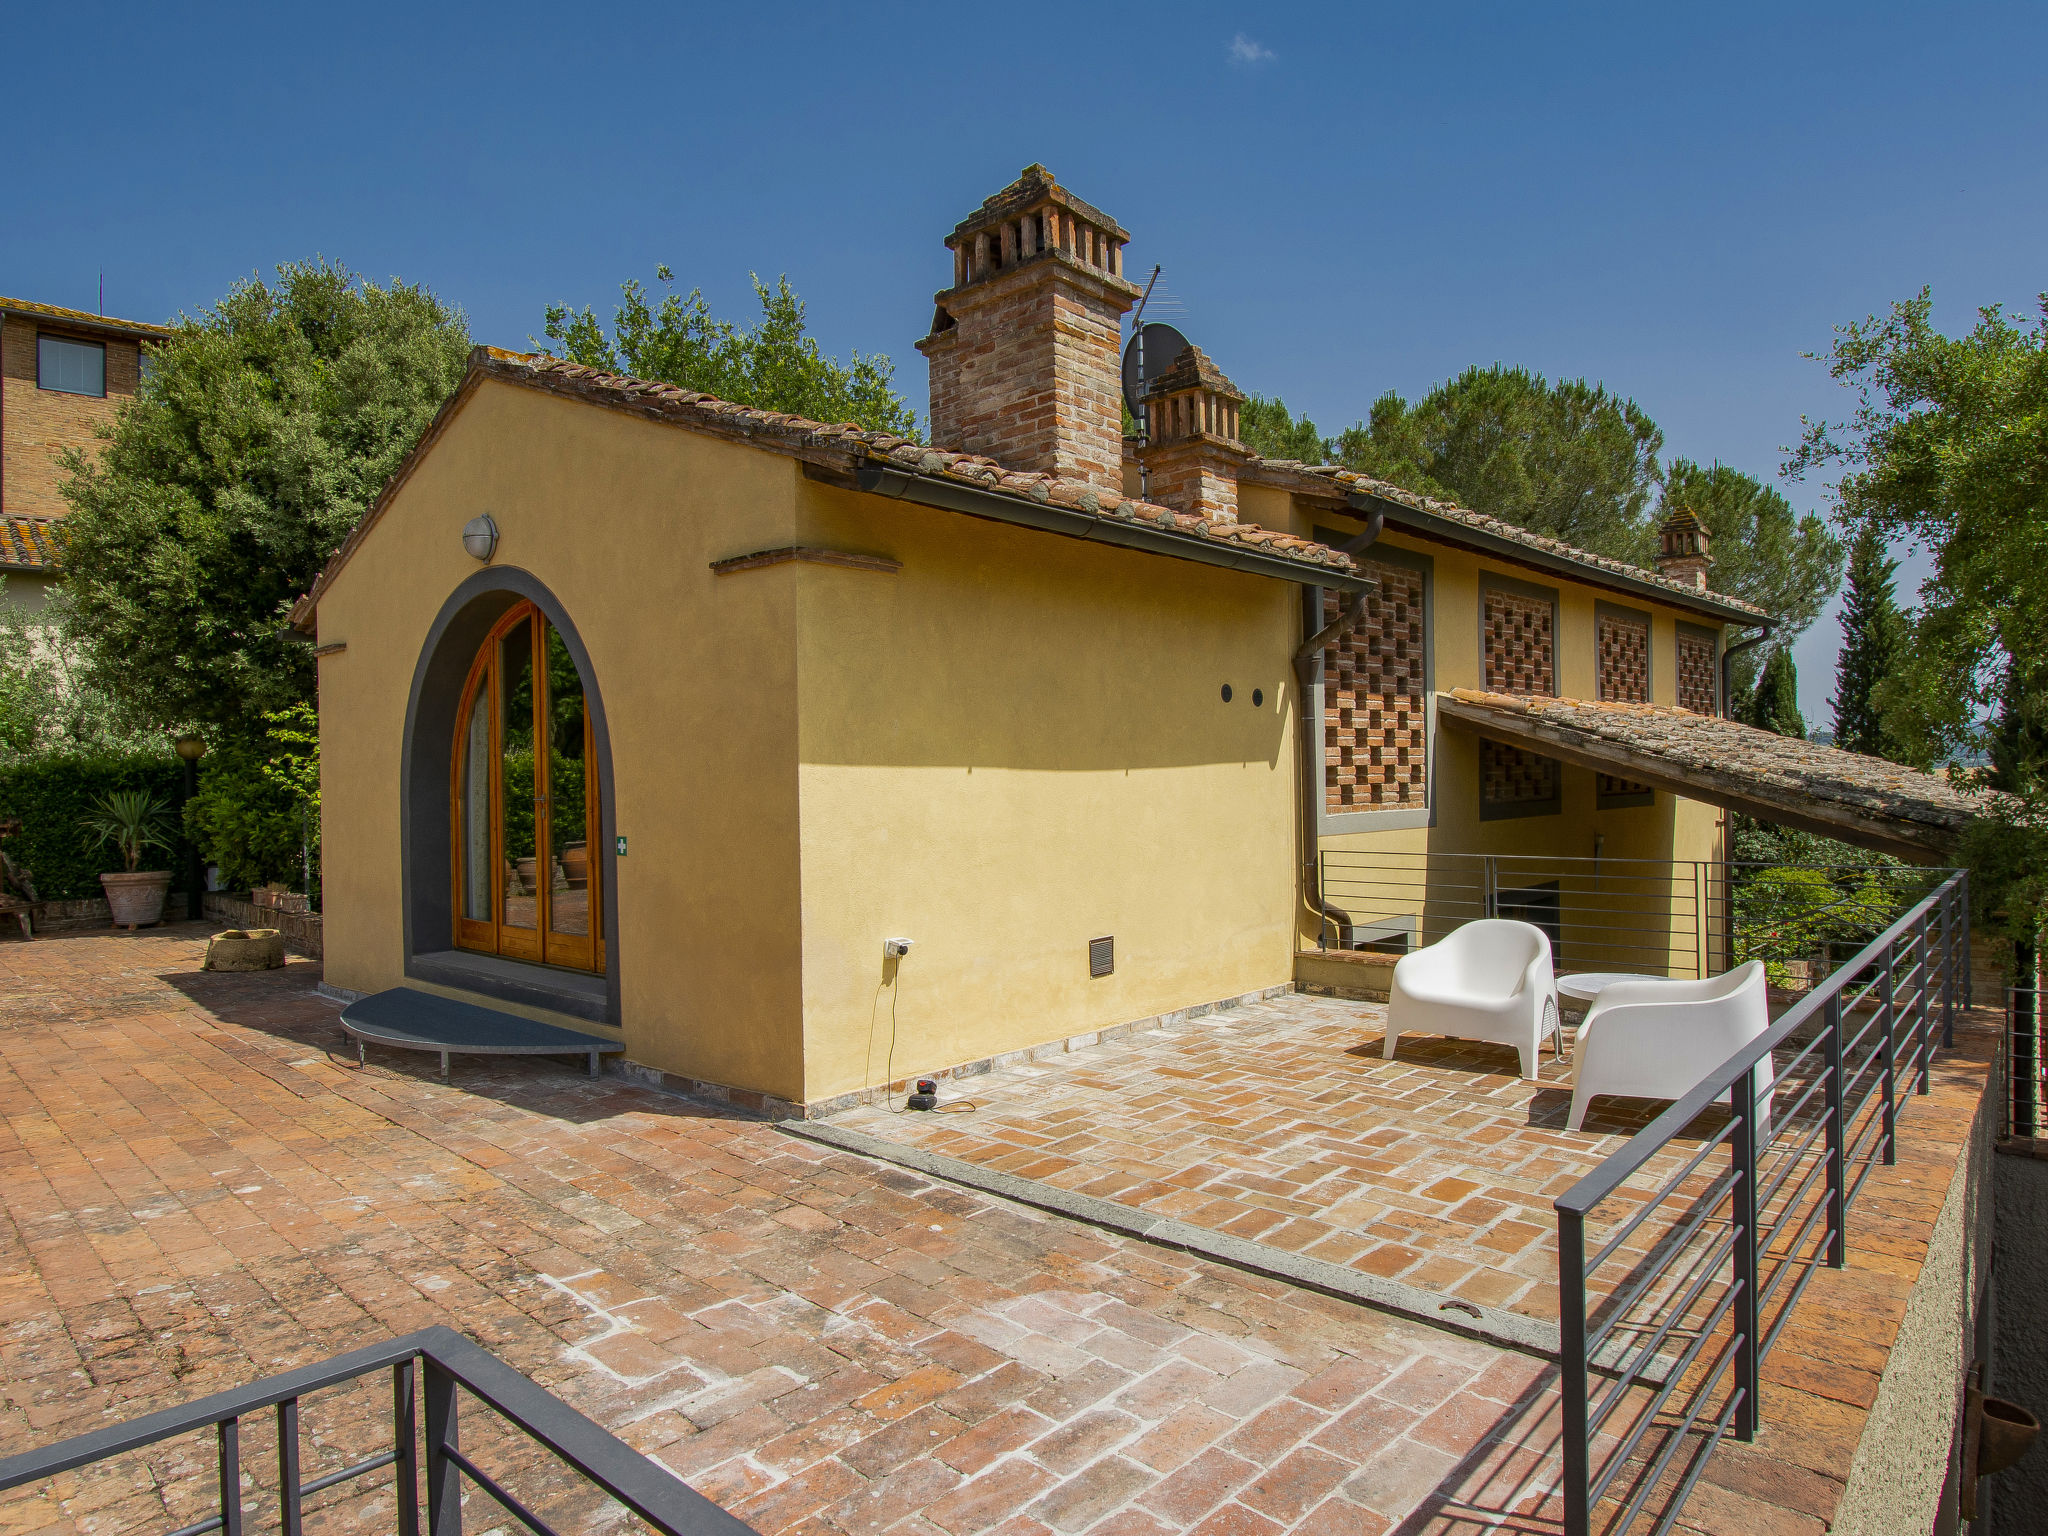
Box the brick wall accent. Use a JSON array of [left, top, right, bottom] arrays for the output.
[[1481, 740, 1560, 808], [1481, 584, 1559, 811], [1596, 610, 1654, 798], [1323, 562, 1427, 813], [2, 316, 141, 518], [1596, 610, 1649, 702], [1677, 628, 1719, 715], [1483, 586, 1554, 695]]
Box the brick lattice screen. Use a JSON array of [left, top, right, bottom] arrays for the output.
[[1324, 561, 1427, 812], [1596, 611, 1654, 798], [1482, 586, 1559, 810], [1677, 630, 1718, 715], [1482, 741, 1561, 808], [1597, 611, 1649, 703], [1595, 771, 1653, 803], [1483, 588, 1554, 695]]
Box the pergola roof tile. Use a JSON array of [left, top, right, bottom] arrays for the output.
[[1437, 689, 1995, 860]]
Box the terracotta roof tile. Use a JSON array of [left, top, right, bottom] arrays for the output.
[[288, 349, 1363, 627], [1244, 459, 1771, 621], [0, 517, 65, 573], [0, 295, 171, 340], [1439, 689, 1992, 851], [473, 350, 1359, 576]]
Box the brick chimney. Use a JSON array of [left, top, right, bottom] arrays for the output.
[[1138, 345, 1254, 522], [1655, 507, 1713, 590], [917, 165, 1140, 490]]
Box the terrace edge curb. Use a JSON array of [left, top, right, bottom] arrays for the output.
[[778, 1118, 1561, 1360]]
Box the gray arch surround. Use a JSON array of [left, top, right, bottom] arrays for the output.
[[400, 568, 620, 1025]]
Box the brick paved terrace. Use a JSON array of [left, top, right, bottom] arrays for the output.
[[0, 928, 2000, 1536], [829, 990, 1715, 1323], [0, 927, 1565, 1536]]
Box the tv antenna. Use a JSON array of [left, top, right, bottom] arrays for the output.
[[1122, 267, 1195, 502]]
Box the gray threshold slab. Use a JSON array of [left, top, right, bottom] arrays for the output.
[[779, 1118, 1564, 1362]]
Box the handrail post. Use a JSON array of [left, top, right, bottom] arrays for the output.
[[1558, 1206, 1590, 1536], [1941, 885, 1957, 1049], [1963, 872, 1973, 1006], [423, 1357, 463, 1536], [217, 1417, 243, 1536], [1824, 991, 1846, 1267], [1880, 950, 1898, 1165], [1732, 1063, 1760, 1441], [2017, 938, 2039, 1140], [395, 1358, 421, 1536], [277, 1398, 302, 1536], [1916, 916, 1933, 1095]]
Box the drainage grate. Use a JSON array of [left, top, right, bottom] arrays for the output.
[[1089, 935, 1114, 977]]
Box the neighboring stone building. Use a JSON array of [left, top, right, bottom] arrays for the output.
[[0, 296, 168, 609]]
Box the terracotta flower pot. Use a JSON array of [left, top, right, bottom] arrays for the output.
[[561, 842, 589, 889], [101, 870, 173, 930]]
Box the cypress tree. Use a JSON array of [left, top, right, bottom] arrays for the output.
[[1745, 648, 1806, 738], [1829, 525, 1906, 759]]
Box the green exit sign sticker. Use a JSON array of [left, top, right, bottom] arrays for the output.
[[615, 835, 627, 857]]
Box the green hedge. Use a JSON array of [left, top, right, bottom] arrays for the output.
[[0, 753, 185, 900]]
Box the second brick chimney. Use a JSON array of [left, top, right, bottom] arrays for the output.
[[917, 166, 1140, 491], [1138, 345, 1254, 523], [1655, 507, 1714, 590]]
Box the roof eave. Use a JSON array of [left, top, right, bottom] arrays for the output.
[[0, 302, 171, 342], [1345, 490, 1769, 628], [851, 463, 1372, 594]]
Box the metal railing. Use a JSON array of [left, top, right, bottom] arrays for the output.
[[1316, 850, 1945, 983], [0, 1326, 755, 1536], [1552, 869, 1970, 1535], [2008, 943, 2041, 1139]]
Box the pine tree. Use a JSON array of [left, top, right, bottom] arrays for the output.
[[1744, 648, 1806, 738], [1829, 525, 1906, 759]]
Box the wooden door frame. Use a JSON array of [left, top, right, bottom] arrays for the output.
[[449, 600, 605, 973]]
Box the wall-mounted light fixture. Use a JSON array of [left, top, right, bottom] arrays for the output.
[[461, 513, 499, 563]]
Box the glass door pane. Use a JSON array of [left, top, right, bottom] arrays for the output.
[[498, 617, 540, 947], [459, 673, 493, 923], [544, 624, 591, 945]]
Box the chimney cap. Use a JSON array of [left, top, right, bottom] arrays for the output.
[[946, 164, 1130, 246], [1145, 345, 1245, 404]]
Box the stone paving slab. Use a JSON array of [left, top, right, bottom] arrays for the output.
[[825, 990, 1711, 1321], [0, 928, 1568, 1536]]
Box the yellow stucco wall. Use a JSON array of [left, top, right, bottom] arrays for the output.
[[313, 380, 809, 1098], [314, 390, 1743, 1110], [788, 479, 1300, 1103]]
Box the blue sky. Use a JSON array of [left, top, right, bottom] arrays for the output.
[[11, 2, 2044, 725]]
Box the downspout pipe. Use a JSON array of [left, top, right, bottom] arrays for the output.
[[1719, 623, 1775, 720], [1295, 512, 1385, 949]]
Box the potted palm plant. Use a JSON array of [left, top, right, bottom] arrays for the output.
[[82, 788, 176, 930]]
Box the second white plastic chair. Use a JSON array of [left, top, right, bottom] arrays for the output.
[[1566, 960, 1774, 1133]]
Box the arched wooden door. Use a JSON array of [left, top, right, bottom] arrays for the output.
[[450, 601, 604, 972]]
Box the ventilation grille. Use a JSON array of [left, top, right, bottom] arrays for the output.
[[1088, 936, 1114, 978]]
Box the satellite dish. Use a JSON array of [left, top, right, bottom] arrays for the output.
[[1121, 322, 1190, 418]]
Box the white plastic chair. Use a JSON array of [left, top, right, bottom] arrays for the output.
[[1384, 919, 1561, 1080], [1566, 961, 1774, 1133]]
